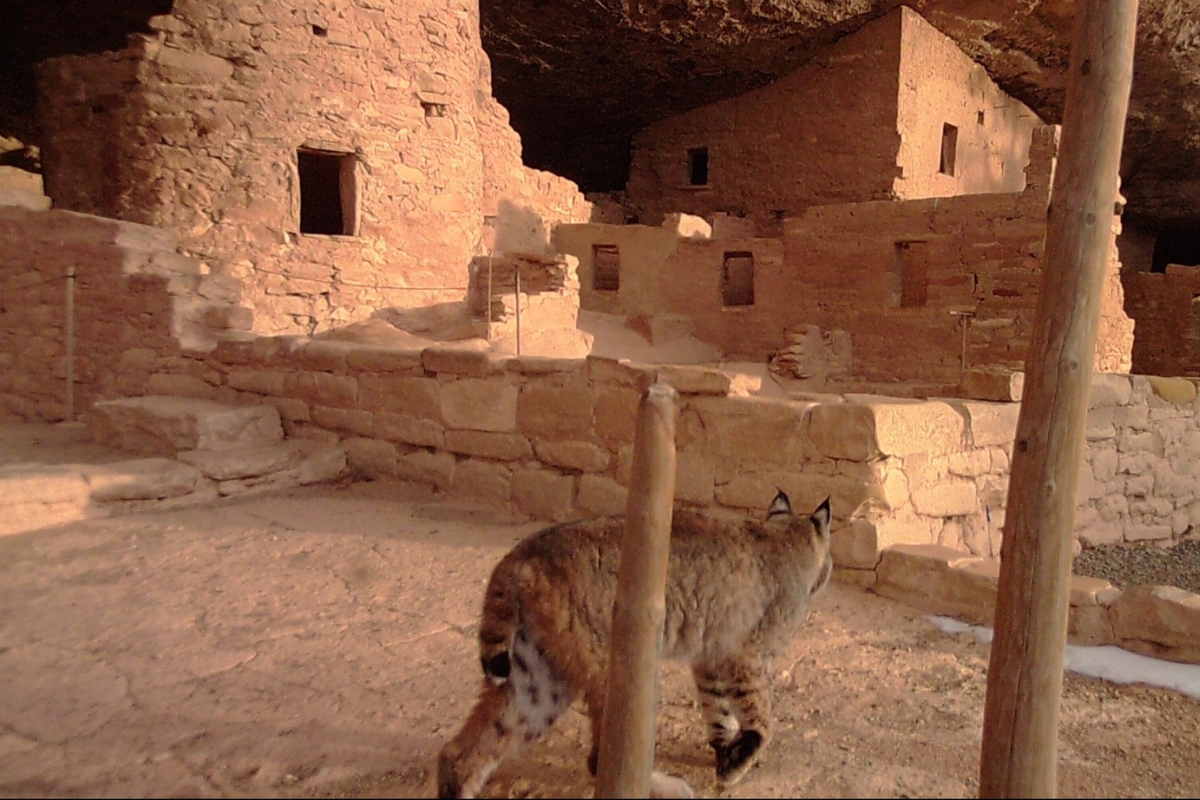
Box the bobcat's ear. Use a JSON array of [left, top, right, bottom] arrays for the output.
[[767, 488, 792, 520], [810, 496, 832, 536]]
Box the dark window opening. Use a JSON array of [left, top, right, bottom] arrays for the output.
[[977, 110, 986, 126], [298, 149, 357, 236], [592, 244, 620, 292], [312, 24, 328, 36], [423, 101, 448, 118], [939, 123, 958, 176], [891, 241, 929, 308], [722, 251, 754, 307], [1150, 227, 1200, 273], [687, 147, 709, 186]]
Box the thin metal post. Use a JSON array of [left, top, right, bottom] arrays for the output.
[[65, 264, 76, 421]]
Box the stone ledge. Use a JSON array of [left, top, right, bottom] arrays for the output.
[[864, 544, 1200, 666]]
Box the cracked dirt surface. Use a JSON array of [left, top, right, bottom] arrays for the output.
[[2, 477, 1200, 799]]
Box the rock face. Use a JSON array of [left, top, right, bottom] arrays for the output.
[[1, 1, 1198, 230]]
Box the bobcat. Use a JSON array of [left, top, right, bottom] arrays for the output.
[[437, 490, 833, 799]]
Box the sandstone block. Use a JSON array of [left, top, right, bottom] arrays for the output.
[[512, 469, 576, 521], [576, 474, 628, 516], [311, 406, 375, 437], [688, 396, 810, 464], [875, 545, 998, 626], [911, 480, 978, 517], [216, 442, 346, 496], [1089, 373, 1133, 408], [359, 375, 441, 419], [394, 450, 455, 491], [594, 386, 640, 444], [1068, 604, 1115, 647], [444, 430, 532, 461], [1145, 376, 1198, 405], [655, 365, 731, 396], [422, 342, 507, 377], [449, 459, 513, 506], [144, 373, 216, 400], [586, 356, 656, 391], [0, 464, 91, 536], [343, 437, 400, 479], [440, 378, 518, 432], [226, 368, 291, 396], [533, 440, 610, 472], [178, 439, 334, 481], [959, 369, 1024, 402], [1111, 584, 1200, 661], [831, 518, 882, 570], [90, 396, 283, 455], [373, 411, 445, 448], [518, 381, 596, 438], [674, 451, 715, 506], [293, 372, 357, 407], [345, 346, 424, 374], [79, 458, 201, 501], [809, 398, 965, 460]]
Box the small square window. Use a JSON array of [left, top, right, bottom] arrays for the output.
[[687, 146, 709, 186], [593, 244, 620, 292], [298, 148, 358, 236], [939, 123, 958, 176], [423, 101, 448, 118], [722, 251, 754, 307]]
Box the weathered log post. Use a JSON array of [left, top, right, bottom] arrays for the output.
[[979, 1, 1138, 796], [595, 381, 679, 798]]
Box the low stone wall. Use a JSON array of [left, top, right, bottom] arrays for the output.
[[0, 206, 250, 421]]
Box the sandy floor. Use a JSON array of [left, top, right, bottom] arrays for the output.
[[1, 474, 1199, 799]]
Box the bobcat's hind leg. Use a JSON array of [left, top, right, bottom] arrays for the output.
[[693, 654, 773, 787], [438, 628, 574, 799]]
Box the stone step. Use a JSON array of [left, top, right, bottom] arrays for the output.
[[89, 396, 283, 456], [0, 443, 347, 537]]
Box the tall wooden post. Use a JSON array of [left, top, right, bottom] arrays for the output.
[[979, 2, 1137, 796], [595, 382, 679, 798]]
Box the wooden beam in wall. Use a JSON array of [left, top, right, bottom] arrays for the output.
[[978, 1, 1138, 797]]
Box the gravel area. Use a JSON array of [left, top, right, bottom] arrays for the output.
[[1072, 538, 1200, 596]]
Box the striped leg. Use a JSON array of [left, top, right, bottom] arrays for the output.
[[692, 654, 773, 786]]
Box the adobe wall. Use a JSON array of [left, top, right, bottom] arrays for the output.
[[0, 205, 248, 421], [36, 0, 590, 338], [893, 6, 1042, 198], [625, 6, 1042, 234], [625, 6, 904, 230], [558, 125, 1133, 384], [1123, 265, 1200, 377]]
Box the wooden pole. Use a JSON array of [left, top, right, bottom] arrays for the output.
[[595, 381, 679, 798], [65, 264, 75, 421], [979, 2, 1137, 796]]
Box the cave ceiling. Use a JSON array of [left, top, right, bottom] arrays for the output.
[[2, 0, 1199, 228]]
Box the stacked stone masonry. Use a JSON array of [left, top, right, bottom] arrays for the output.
[[35, 0, 592, 338]]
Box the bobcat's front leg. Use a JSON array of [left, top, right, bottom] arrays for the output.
[[693, 654, 773, 786]]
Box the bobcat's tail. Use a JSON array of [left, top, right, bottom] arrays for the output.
[[477, 553, 523, 685]]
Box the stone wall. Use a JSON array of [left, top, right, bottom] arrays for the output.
[[98, 336, 1194, 567], [556, 125, 1134, 386], [624, 6, 1042, 234], [893, 6, 1041, 199], [36, 0, 591, 338], [0, 205, 248, 421], [1123, 265, 1200, 377]]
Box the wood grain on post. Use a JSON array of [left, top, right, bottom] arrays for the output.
[[595, 381, 679, 798], [979, 1, 1138, 797]]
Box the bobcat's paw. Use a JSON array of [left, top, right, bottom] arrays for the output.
[[713, 729, 764, 786]]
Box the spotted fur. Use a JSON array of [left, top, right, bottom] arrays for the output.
[[437, 491, 833, 799]]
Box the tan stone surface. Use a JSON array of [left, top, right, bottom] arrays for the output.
[[90, 396, 283, 455]]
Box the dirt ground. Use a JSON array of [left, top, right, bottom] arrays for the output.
[[2, 471, 1200, 800]]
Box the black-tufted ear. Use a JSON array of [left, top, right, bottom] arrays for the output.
[[766, 488, 792, 520], [810, 496, 831, 537]]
